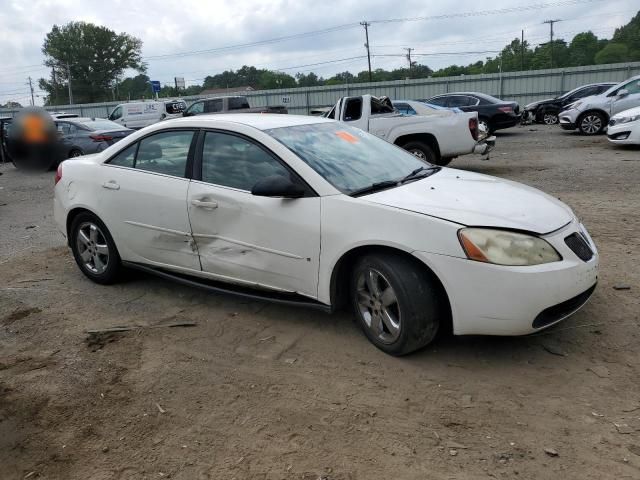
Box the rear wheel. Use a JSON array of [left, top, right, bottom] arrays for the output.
[[70, 212, 121, 284], [401, 141, 437, 164], [578, 112, 605, 135], [350, 253, 443, 356], [542, 112, 559, 125], [478, 117, 492, 134]]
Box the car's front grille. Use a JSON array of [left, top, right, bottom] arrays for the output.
[[532, 283, 596, 329], [565, 232, 594, 262]]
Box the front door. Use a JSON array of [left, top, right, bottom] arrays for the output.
[[610, 78, 640, 115], [99, 129, 200, 271], [187, 130, 321, 297]]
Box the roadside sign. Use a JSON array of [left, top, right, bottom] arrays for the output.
[[175, 77, 185, 89], [150, 81, 161, 93]]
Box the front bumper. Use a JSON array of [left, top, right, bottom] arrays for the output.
[[413, 220, 598, 336], [473, 135, 496, 155], [607, 121, 640, 145], [559, 108, 580, 130]]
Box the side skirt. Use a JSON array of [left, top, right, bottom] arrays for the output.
[[122, 261, 333, 313]]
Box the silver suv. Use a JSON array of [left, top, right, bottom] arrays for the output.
[[559, 75, 640, 135]]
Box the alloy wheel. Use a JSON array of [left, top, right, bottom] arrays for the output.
[[356, 268, 401, 344], [543, 113, 558, 125], [76, 222, 110, 274], [581, 115, 602, 134]]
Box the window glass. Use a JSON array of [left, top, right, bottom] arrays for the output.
[[228, 97, 250, 110], [201, 132, 290, 191], [621, 79, 640, 95], [109, 106, 122, 120], [57, 123, 76, 135], [187, 102, 204, 115], [449, 96, 474, 107], [394, 103, 416, 115], [206, 99, 223, 113], [428, 96, 448, 107], [109, 143, 137, 168], [135, 131, 193, 177], [343, 97, 362, 121], [267, 122, 434, 195]]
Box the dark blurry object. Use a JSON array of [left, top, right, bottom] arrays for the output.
[[7, 108, 59, 170]]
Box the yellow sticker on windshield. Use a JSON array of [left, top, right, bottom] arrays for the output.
[[335, 130, 359, 144]]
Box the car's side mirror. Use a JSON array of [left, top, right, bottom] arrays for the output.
[[617, 89, 629, 98], [251, 175, 305, 198]]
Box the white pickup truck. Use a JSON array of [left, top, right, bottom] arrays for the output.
[[326, 95, 494, 166]]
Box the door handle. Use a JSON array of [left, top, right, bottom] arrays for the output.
[[191, 199, 218, 209], [102, 180, 120, 190]]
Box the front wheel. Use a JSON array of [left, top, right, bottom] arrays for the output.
[[350, 253, 443, 356], [70, 212, 122, 284], [578, 112, 605, 135], [542, 112, 559, 125]]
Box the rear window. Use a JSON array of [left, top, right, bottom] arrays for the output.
[[165, 101, 186, 114], [77, 119, 124, 130], [228, 97, 250, 110]]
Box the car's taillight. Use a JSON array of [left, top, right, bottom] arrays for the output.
[[468, 117, 479, 141], [498, 106, 514, 114], [55, 164, 62, 185], [90, 134, 113, 142]]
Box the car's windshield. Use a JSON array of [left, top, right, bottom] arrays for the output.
[[77, 119, 125, 130], [266, 122, 435, 195]]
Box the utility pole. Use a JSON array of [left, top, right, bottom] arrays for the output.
[[66, 62, 74, 104], [521, 29, 524, 71], [404, 48, 414, 70], [543, 19, 561, 68], [360, 21, 372, 82], [27, 76, 35, 106]]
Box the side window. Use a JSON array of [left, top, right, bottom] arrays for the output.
[[622, 80, 640, 95], [108, 143, 137, 168], [109, 106, 122, 120], [201, 132, 291, 191], [449, 96, 474, 107], [206, 99, 223, 113], [187, 102, 204, 115], [394, 103, 409, 114], [57, 123, 76, 135], [326, 106, 336, 119], [343, 97, 363, 121], [135, 130, 194, 177], [428, 96, 448, 107], [228, 97, 250, 110]]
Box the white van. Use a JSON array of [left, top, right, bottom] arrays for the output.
[[108, 100, 187, 129]]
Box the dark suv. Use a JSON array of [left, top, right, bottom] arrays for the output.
[[523, 83, 617, 125], [420, 92, 520, 133]]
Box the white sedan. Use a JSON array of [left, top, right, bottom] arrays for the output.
[[54, 114, 598, 355], [607, 106, 640, 145]]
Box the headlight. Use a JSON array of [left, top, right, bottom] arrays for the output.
[[613, 114, 640, 124], [569, 101, 582, 110], [458, 228, 561, 266]]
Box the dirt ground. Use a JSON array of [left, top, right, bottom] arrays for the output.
[[1, 125, 639, 480]]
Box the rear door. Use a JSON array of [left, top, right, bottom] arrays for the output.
[[99, 129, 200, 270], [187, 129, 321, 296]]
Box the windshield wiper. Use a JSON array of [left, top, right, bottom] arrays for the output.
[[400, 166, 441, 183], [348, 180, 399, 197]]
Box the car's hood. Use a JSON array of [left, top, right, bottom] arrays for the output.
[[525, 98, 555, 109], [612, 105, 640, 119], [362, 168, 574, 234]]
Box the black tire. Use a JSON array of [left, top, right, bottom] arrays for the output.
[[436, 157, 453, 166], [69, 212, 122, 284], [478, 117, 492, 134], [349, 253, 444, 356], [578, 111, 606, 135], [401, 141, 437, 164]]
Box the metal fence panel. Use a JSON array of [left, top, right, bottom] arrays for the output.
[[2, 62, 639, 119]]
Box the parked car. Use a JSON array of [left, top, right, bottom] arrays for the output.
[[419, 92, 520, 132], [522, 83, 617, 125], [392, 100, 463, 115], [55, 117, 134, 160], [607, 106, 640, 145], [327, 95, 494, 165], [559, 75, 640, 135], [54, 114, 598, 355], [50, 112, 80, 119], [309, 106, 332, 116], [183, 95, 288, 117], [108, 100, 187, 129]]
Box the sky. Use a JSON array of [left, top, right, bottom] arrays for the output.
[[0, 0, 637, 106]]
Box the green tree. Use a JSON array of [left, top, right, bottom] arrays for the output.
[[117, 74, 150, 100], [608, 11, 640, 61], [39, 22, 145, 105], [296, 72, 324, 87], [568, 32, 601, 66], [595, 43, 630, 64]]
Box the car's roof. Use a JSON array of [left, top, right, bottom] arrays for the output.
[[165, 113, 331, 130]]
